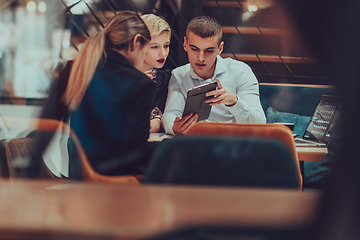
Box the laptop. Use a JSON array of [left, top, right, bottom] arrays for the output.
[[294, 95, 341, 147]]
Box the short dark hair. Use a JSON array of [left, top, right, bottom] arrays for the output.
[[186, 16, 222, 44]]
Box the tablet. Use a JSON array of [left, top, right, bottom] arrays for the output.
[[182, 81, 218, 121]]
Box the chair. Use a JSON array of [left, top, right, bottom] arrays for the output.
[[187, 122, 297, 158], [144, 135, 302, 189], [3, 117, 142, 184], [6, 138, 61, 180], [145, 225, 305, 240], [0, 139, 9, 178], [185, 122, 302, 187]]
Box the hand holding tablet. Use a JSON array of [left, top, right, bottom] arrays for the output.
[[205, 79, 238, 106], [173, 113, 198, 135], [175, 79, 238, 135], [173, 81, 217, 135], [182, 81, 218, 121]]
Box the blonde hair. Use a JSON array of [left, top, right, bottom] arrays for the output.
[[63, 11, 150, 110], [141, 14, 171, 37]]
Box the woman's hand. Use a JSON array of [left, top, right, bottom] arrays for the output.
[[144, 69, 155, 80], [150, 118, 161, 133]]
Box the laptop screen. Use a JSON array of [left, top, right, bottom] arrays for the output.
[[302, 95, 341, 145]]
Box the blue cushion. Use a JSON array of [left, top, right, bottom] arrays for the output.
[[259, 84, 335, 116], [266, 107, 311, 137]]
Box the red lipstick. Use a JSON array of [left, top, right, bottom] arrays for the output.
[[157, 59, 165, 64]]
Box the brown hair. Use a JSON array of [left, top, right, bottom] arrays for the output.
[[63, 11, 150, 110], [186, 16, 222, 44]]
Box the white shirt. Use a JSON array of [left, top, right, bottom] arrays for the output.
[[163, 55, 266, 135]]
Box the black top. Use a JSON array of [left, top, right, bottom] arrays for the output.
[[70, 49, 156, 176], [152, 69, 171, 113]]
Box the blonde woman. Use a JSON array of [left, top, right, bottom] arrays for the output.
[[140, 14, 171, 133], [63, 11, 155, 177]]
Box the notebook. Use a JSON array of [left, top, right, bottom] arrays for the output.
[[294, 95, 341, 147]]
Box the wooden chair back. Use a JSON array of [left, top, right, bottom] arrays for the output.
[[3, 117, 142, 184], [186, 122, 302, 188]]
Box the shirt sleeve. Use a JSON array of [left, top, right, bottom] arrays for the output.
[[162, 74, 186, 135], [226, 65, 266, 124]]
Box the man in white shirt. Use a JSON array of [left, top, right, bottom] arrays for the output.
[[162, 16, 266, 135]]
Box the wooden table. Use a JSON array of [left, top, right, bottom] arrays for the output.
[[295, 146, 328, 186], [148, 132, 173, 142], [0, 180, 321, 240], [296, 146, 328, 162]]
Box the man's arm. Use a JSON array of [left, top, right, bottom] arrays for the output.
[[205, 67, 266, 123], [228, 89, 266, 124], [230, 65, 266, 123], [162, 75, 198, 135]]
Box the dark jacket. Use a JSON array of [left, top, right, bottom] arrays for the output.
[[70, 49, 156, 176]]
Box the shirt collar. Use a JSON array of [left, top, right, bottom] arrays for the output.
[[189, 55, 226, 81]]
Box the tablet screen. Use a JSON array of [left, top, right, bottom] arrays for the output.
[[182, 81, 217, 121]]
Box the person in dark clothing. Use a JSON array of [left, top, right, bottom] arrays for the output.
[[62, 11, 156, 176], [56, 14, 172, 133], [139, 14, 172, 133], [151, 69, 172, 114], [55, 60, 73, 121]]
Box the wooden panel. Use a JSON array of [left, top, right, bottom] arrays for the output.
[[222, 26, 284, 35], [259, 83, 334, 89], [204, 0, 275, 9], [204, 1, 243, 8], [221, 53, 318, 64]]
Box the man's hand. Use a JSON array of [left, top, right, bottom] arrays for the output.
[[173, 113, 198, 135], [205, 78, 238, 106]]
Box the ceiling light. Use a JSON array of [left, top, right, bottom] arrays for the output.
[[26, 1, 37, 12], [248, 5, 258, 12], [38, 2, 47, 13]]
